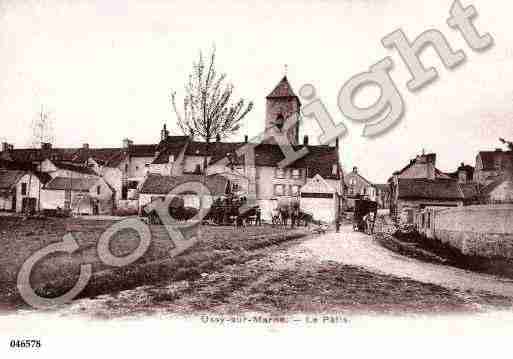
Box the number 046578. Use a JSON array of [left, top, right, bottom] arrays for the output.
[[9, 339, 41, 349]]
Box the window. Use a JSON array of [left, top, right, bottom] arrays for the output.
[[276, 168, 285, 178], [348, 178, 355, 195], [291, 169, 301, 179], [494, 157, 501, 169], [97, 185, 101, 195], [275, 114, 284, 131], [169, 155, 175, 163], [21, 183, 27, 196], [290, 185, 300, 196], [274, 184, 284, 196], [124, 164, 129, 173]]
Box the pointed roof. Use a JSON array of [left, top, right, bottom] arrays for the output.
[[266, 76, 299, 99]]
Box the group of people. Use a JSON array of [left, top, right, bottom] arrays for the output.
[[270, 205, 302, 228]]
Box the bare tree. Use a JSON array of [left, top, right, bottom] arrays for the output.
[[31, 104, 55, 148], [30, 105, 55, 212], [171, 47, 253, 176], [499, 138, 513, 151]]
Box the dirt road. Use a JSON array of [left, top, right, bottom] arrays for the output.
[[291, 225, 513, 298]]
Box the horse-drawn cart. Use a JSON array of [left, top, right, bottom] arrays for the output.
[[353, 199, 378, 234]]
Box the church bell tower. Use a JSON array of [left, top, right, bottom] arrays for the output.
[[263, 76, 301, 145]]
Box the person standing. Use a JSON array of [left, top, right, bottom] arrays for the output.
[[255, 206, 262, 226]]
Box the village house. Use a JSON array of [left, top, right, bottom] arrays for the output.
[[374, 184, 391, 209], [203, 77, 343, 222], [138, 173, 230, 213], [447, 162, 475, 184], [343, 166, 377, 209], [474, 148, 513, 186], [0, 76, 344, 221], [40, 176, 113, 215], [0, 169, 51, 213], [389, 152, 479, 223]]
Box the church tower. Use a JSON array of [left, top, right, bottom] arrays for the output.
[[263, 76, 301, 145]]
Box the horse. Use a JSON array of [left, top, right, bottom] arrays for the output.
[[271, 209, 281, 226]]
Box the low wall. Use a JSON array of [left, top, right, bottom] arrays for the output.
[[433, 205, 513, 258]]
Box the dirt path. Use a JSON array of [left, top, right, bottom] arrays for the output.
[[291, 225, 513, 298]]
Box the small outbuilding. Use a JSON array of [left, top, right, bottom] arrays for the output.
[[41, 176, 113, 215], [0, 170, 51, 213]]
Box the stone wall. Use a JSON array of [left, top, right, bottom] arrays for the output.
[[432, 204, 513, 258]]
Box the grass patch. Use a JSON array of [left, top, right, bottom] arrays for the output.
[[0, 216, 308, 311]]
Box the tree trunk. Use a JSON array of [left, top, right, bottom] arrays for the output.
[[203, 138, 210, 184]]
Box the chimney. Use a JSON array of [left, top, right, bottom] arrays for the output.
[[161, 124, 169, 141], [352, 166, 358, 174], [244, 135, 248, 143], [82, 143, 89, 150], [335, 137, 339, 148], [1, 142, 10, 152], [303, 135, 309, 146], [458, 162, 467, 183], [122, 138, 133, 149], [41, 142, 52, 150]]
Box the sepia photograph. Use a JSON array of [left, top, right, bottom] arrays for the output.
[[1, 0, 512, 357]]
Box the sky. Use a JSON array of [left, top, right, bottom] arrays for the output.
[[1, 0, 513, 182]]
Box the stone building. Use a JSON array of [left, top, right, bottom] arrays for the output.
[[262, 76, 300, 145], [343, 166, 376, 209], [389, 152, 479, 223], [0, 170, 50, 213], [474, 148, 513, 186], [0, 76, 344, 221]]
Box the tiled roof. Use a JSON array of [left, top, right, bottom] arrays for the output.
[[104, 151, 127, 167], [209, 142, 341, 180], [52, 161, 97, 175], [208, 142, 246, 164], [0, 170, 51, 190], [0, 159, 36, 171], [128, 144, 157, 157], [34, 172, 52, 184], [72, 148, 124, 165], [446, 164, 475, 180], [152, 136, 190, 164], [397, 178, 464, 200], [2, 148, 80, 163], [0, 170, 25, 190], [266, 76, 299, 99], [140, 173, 229, 196], [45, 176, 100, 192], [478, 150, 513, 171]]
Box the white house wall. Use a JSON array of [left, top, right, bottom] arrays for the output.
[[15, 174, 42, 212], [183, 156, 210, 173], [40, 189, 66, 211], [0, 194, 13, 211], [126, 156, 154, 181], [101, 166, 123, 203]]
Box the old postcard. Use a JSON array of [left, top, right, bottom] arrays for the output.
[[1, 0, 512, 357]]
